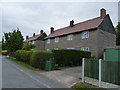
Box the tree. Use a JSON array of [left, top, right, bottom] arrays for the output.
[[4, 28, 24, 52], [116, 22, 120, 46], [2, 37, 7, 50], [0, 41, 2, 50], [22, 41, 36, 50]]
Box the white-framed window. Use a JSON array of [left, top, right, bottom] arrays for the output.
[[81, 31, 89, 39], [46, 49, 50, 51], [67, 48, 75, 49], [81, 47, 89, 51], [67, 34, 73, 40], [47, 39, 50, 44], [55, 37, 59, 43]]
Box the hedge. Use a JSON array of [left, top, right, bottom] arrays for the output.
[[2, 50, 8, 56], [16, 50, 33, 64], [15, 50, 53, 69], [52, 49, 91, 66], [30, 51, 53, 68]]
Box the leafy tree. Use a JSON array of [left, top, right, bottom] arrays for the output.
[[4, 28, 24, 52], [2, 37, 7, 50], [0, 41, 2, 50], [22, 41, 36, 50], [116, 22, 120, 45]]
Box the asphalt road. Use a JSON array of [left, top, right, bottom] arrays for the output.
[[2, 56, 68, 88]]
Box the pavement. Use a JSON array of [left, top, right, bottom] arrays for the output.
[[2, 56, 68, 88], [37, 66, 82, 87]]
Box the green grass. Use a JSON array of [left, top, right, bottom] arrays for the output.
[[6, 57, 40, 71], [72, 83, 108, 90]]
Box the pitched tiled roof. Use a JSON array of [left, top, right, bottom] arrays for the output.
[[26, 33, 44, 41], [45, 16, 103, 39]]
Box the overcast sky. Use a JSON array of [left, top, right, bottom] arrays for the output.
[[1, 2, 118, 40]]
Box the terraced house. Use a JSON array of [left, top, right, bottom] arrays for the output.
[[45, 8, 116, 58]]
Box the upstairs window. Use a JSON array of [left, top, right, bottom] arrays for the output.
[[47, 39, 50, 44], [81, 47, 89, 51], [55, 37, 59, 43], [82, 31, 89, 39], [67, 34, 73, 40]]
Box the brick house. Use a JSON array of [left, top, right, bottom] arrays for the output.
[[45, 8, 116, 58], [26, 30, 47, 50]]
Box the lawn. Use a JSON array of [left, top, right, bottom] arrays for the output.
[[72, 82, 108, 90], [6, 57, 40, 71]]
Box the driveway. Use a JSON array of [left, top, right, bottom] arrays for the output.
[[2, 56, 67, 88], [38, 66, 82, 87]]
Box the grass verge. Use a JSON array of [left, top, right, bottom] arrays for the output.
[[6, 57, 40, 71], [72, 82, 108, 90]]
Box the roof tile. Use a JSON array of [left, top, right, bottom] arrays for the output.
[[45, 17, 103, 39]]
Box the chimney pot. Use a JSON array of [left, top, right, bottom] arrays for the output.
[[40, 30, 43, 34], [100, 8, 106, 19], [70, 20, 74, 27], [33, 33, 35, 37], [26, 35, 29, 40], [50, 27, 54, 34]]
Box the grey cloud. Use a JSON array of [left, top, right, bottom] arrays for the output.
[[1, 2, 118, 40]]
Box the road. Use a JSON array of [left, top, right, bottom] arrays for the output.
[[2, 56, 68, 88]]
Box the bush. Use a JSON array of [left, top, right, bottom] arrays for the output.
[[16, 50, 33, 64], [52, 49, 91, 66], [2, 50, 8, 56], [30, 51, 53, 68]]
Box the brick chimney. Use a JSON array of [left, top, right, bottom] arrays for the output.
[[40, 30, 43, 34], [100, 8, 106, 19], [50, 27, 54, 34], [26, 35, 29, 40], [33, 33, 35, 37], [70, 20, 74, 27]]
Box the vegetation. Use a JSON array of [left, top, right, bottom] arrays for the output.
[[22, 42, 36, 50], [6, 57, 40, 71], [30, 50, 53, 68], [16, 50, 33, 64], [52, 49, 91, 66], [2, 50, 8, 56], [116, 22, 120, 46], [15, 50, 53, 69], [4, 28, 24, 52], [0, 42, 1, 54]]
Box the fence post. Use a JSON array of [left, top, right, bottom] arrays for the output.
[[82, 58, 85, 82], [99, 59, 102, 87]]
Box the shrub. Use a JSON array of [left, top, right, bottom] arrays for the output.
[[2, 50, 8, 56], [16, 50, 33, 64], [52, 49, 91, 66], [30, 51, 53, 68]]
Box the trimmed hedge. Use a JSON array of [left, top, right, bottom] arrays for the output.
[[52, 49, 91, 66], [30, 51, 53, 68], [16, 50, 53, 69], [16, 50, 33, 64], [2, 50, 8, 56]]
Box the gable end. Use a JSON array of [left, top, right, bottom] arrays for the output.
[[98, 14, 116, 34]]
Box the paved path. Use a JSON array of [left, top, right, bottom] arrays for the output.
[[38, 66, 82, 87], [2, 56, 67, 88]]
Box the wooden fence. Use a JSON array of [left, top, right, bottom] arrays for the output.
[[83, 58, 120, 85]]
